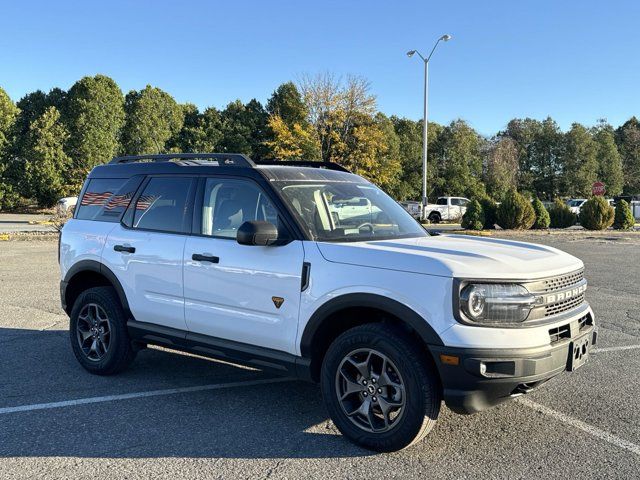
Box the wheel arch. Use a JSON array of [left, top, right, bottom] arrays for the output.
[[300, 293, 443, 382], [62, 260, 131, 318]]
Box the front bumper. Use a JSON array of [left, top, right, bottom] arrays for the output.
[[431, 312, 597, 414]]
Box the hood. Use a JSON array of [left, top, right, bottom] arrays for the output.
[[315, 234, 583, 280]]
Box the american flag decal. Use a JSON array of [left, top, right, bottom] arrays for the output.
[[104, 192, 134, 210], [80, 191, 113, 206], [136, 194, 158, 211]]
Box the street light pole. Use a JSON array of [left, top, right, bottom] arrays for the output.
[[422, 59, 429, 220], [407, 34, 452, 221]]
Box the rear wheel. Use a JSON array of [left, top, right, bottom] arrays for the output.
[[69, 286, 136, 375], [428, 212, 441, 223], [321, 324, 441, 452]]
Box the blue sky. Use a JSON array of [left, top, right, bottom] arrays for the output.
[[1, 0, 639, 135]]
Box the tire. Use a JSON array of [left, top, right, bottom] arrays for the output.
[[321, 323, 441, 452], [69, 286, 136, 375], [428, 212, 441, 223]]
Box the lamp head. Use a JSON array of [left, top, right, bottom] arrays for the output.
[[440, 34, 452, 42], [406, 50, 416, 58]]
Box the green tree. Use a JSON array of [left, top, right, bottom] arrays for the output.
[[22, 107, 71, 207], [613, 200, 635, 230], [0, 88, 20, 210], [501, 118, 563, 199], [548, 199, 577, 228], [121, 85, 184, 155], [531, 197, 551, 229], [561, 123, 598, 197], [616, 117, 640, 194], [484, 137, 518, 201], [391, 117, 443, 201], [593, 121, 624, 196], [580, 196, 614, 230], [432, 120, 486, 199], [496, 189, 535, 229], [266, 82, 308, 127], [218, 99, 269, 159], [65, 75, 125, 183], [461, 199, 484, 230], [0, 87, 18, 155]]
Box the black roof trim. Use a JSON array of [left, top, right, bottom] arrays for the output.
[[253, 160, 350, 172], [109, 153, 255, 167]]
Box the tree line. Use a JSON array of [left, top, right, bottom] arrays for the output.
[[1, 73, 639, 208]]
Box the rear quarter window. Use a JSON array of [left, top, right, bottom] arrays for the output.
[[76, 177, 143, 222]]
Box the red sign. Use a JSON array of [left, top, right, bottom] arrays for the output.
[[592, 182, 605, 196]]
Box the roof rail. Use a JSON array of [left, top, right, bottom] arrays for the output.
[[254, 159, 350, 172], [109, 153, 255, 167]]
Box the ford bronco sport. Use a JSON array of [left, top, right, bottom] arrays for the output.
[[60, 153, 596, 452]]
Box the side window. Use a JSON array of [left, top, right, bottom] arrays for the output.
[[436, 197, 448, 205], [459, 198, 469, 207], [133, 177, 194, 233], [450, 198, 461, 206], [77, 178, 126, 221], [200, 178, 280, 238]]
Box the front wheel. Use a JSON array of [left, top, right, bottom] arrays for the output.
[[321, 324, 441, 452]]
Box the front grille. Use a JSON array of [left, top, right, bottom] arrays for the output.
[[544, 293, 585, 317], [549, 324, 571, 343], [540, 269, 584, 293]]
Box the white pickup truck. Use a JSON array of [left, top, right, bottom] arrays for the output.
[[425, 197, 470, 223]]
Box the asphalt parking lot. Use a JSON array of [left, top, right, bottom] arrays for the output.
[[1, 234, 639, 479]]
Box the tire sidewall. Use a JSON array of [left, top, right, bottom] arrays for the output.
[[69, 287, 128, 373], [321, 326, 439, 451]]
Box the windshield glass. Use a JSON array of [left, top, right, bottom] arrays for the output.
[[274, 180, 428, 242], [567, 200, 585, 207]]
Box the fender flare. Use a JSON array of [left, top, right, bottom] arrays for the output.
[[62, 260, 131, 317], [299, 293, 443, 358]]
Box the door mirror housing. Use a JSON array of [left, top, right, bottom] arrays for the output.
[[237, 221, 279, 246]]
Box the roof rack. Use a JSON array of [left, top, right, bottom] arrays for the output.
[[109, 153, 255, 167], [253, 159, 350, 172], [108, 153, 350, 173]]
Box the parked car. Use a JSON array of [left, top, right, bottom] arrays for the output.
[[59, 153, 596, 452], [399, 200, 422, 219], [424, 197, 470, 223], [56, 196, 78, 216], [566, 198, 587, 215]]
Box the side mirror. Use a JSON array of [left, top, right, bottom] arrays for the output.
[[236, 221, 279, 246]]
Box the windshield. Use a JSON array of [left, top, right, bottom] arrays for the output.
[[567, 200, 585, 207], [274, 180, 428, 242]]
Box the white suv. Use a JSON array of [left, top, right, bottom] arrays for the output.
[[59, 153, 596, 452]]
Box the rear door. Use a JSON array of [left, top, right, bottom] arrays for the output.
[[102, 176, 196, 331], [183, 176, 304, 354]]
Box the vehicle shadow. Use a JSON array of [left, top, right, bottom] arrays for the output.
[[0, 327, 374, 459]]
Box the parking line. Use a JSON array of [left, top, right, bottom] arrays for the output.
[[592, 344, 640, 354], [518, 397, 640, 456], [0, 377, 293, 415]]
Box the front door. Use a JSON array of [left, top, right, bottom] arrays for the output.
[[183, 177, 304, 354]]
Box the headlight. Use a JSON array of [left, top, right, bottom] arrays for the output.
[[458, 283, 539, 324]]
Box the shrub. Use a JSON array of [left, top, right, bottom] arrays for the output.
[[461, 199, 485, 230], [496, 189, 535, 229], [548, 199, 576, 228], [613, 200, 635, 230], [579, 196, 614, 230], [531, 197, 550, 229], [479, 196, 498, 229]]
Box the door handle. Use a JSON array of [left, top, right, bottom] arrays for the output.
[[114, 245, 135, 253], [192, 253, 219, 263]]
